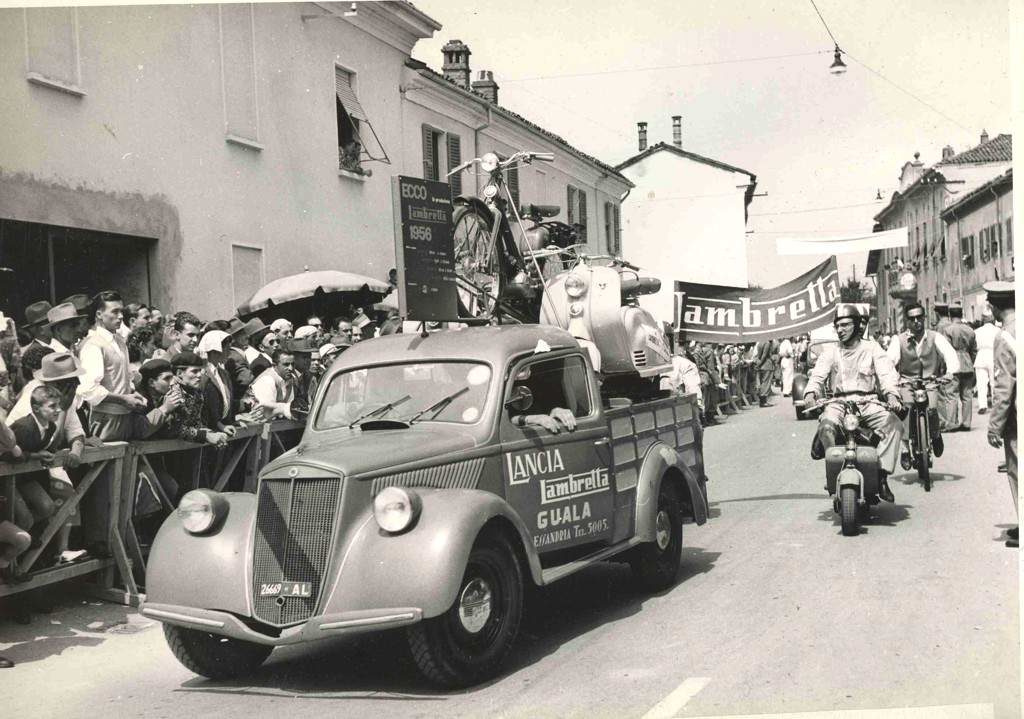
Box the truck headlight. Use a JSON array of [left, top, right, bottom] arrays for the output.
[[373, 486, 422, 534], [565, 273, 588, 298], [178, 489, 228, 535]]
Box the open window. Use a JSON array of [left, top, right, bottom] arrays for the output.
[[335, 66, 389, 176], [507, 354, 593, 423]]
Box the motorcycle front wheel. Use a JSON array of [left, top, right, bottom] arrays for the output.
[[840, 486, 859, 536], [916, 412, 931, 491]]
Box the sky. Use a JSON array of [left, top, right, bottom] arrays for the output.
[[410, 0, 1012, 289]]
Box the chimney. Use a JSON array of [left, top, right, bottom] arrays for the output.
[[441, 39, 471, 90], [471, 70, 499, 104], [980, 129, 989, 145], [671, 115, 682, 148], [941, 145, 954, 161], [637, 121, 648, 152]]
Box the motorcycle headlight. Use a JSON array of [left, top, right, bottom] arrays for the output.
[[914, 390, 927, 403], [480, 152, 499, 172], [373, 486, 422, 534], [843, 413, 860, 433], [483, 183, 498, 199], [568, 301, 585, 318], [565, 273, 588, 298], [178, 489, 228, 535]]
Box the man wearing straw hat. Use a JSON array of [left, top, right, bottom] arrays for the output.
[[21, 300, 64, 354]]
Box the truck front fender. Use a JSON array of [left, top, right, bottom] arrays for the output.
[[144, 493, 256, 616], [320, 488, 541, 619], [634, 444, 708, 543]]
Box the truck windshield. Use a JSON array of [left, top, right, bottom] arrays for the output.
[[314, 362, 492, 430]]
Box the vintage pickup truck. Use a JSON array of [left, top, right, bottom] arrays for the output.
[[142, 324, 708, 687]]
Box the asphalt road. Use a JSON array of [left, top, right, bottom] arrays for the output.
[[3, 398, 1020, 719]]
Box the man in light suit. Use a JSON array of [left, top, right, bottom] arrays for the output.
[[984, 282, 1017, 547]]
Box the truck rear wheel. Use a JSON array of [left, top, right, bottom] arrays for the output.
[[163, 624, 271, 680], [631, 480, 683, 591], [407, 534, 524, 688]]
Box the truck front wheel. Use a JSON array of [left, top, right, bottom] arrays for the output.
[[631, 480, 683, 591], [163, 624, 272, 679], [407, 533, 524, 688]]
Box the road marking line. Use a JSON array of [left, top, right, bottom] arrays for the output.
[[677, 703, 994, 719], [640, 676, 711, 719]]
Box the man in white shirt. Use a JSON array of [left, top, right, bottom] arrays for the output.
[[77, 291, 150, 441], [248, 349, 297, 420], [973, 311, 1001, 414]]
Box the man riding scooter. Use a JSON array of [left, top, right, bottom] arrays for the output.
[[885, 302, 959, 467], [803, 305, 904, 502]]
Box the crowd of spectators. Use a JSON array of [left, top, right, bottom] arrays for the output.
[[0, 290, 400, 634], [661, 334, 810, 425]]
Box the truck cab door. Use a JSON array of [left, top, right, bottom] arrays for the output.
[[500, 352, 615, 555]]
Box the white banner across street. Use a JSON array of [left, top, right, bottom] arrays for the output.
[[775, 226, 908, 255]]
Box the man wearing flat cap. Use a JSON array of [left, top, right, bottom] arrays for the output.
[[983, 281, 1017, 547], [158, 352, 230, 448], [940, 301, 978, 431]]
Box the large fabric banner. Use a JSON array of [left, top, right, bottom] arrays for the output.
[[674, 257, 839, 343]]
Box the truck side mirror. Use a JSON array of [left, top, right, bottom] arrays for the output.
[[505, 385, 533, 413]]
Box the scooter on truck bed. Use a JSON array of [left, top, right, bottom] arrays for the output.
[[143, 324, 709, 688]]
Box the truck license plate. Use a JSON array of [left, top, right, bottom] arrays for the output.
[[259, 581, 312, 598]]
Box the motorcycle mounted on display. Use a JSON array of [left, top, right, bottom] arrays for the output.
[[447, 151, 671, 394], [804, 393, 887, 537], [895, 376, 948, 492]]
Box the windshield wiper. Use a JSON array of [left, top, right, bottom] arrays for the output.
[[348, 394, 412, 428], [407, 386, 470, 424]]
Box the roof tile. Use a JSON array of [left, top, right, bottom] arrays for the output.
[[941, 133, 1012, 165]]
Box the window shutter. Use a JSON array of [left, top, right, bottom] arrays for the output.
[[566, 186, 577, 225], [446, 134, 462, 196], [604, 202, 612, 250], [613, 204, 621, 254], [1007, 218, 1013, 252], [422, 125, 435, 181], [578, 189, 587, 229], [507, 166, 520, 210], [25, 7, 79, 87], [335, 67, 367, 121], [992, 224, 1000, 256]]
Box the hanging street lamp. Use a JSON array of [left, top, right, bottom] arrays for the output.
[[829, 44, 847, 75]]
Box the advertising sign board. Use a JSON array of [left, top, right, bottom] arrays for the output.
[[391, 176, 458, 322]]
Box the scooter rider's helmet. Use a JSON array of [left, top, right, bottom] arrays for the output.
[[833, 303, 866, 336]]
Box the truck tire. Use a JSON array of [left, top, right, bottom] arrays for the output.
[[163, 624, 271, 680], [840, 486, 858, 537], [407, 533, 524, 688], [631, 480, 683, 591]]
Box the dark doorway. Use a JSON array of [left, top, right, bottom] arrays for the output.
[[0, 218, 154, 327]]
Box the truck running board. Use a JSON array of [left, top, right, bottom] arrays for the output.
[[539, 537, 643, 585]]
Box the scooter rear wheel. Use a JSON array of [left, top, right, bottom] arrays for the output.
[[840, 486, 859, 536]]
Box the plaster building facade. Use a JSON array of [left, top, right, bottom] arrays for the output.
[[614, 121, 757, 325], [400, 41, 632, 257], [0, 2, 442, 320], [940, 168, 1013, 319], [869, 133, 1012, 330], [0, 4, 629, 324]]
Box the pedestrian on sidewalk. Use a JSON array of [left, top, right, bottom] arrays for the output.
[[941, 302, 978, 431], [754, 339, 774, 407], [933, 303, 960, 431], [974, 309, 1000, 414], [983, 282, 1017, 547], [780, 335, 795, 396]]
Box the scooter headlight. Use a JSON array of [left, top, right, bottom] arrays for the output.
[[565, 273, 588, 298], [373, 486, 422, 534], [843, 413, 860, 433], [568, 301, 585, 317], [480, 152, 500, 172], [178, 489, 228, 535]]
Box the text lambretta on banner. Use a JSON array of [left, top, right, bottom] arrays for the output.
[[674, 257, 840, 343]]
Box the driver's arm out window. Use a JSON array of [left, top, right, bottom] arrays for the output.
[[508, 355, 591, 419]]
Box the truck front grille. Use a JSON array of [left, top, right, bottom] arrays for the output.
[[251, 477, 341, 627]]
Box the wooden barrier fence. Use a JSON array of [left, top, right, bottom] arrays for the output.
[[0, 419, 303, 607]]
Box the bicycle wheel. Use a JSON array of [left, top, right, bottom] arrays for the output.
[[452, 202, 501, 318]]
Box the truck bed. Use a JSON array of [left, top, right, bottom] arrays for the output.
[[604, 392, 705, 496]]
